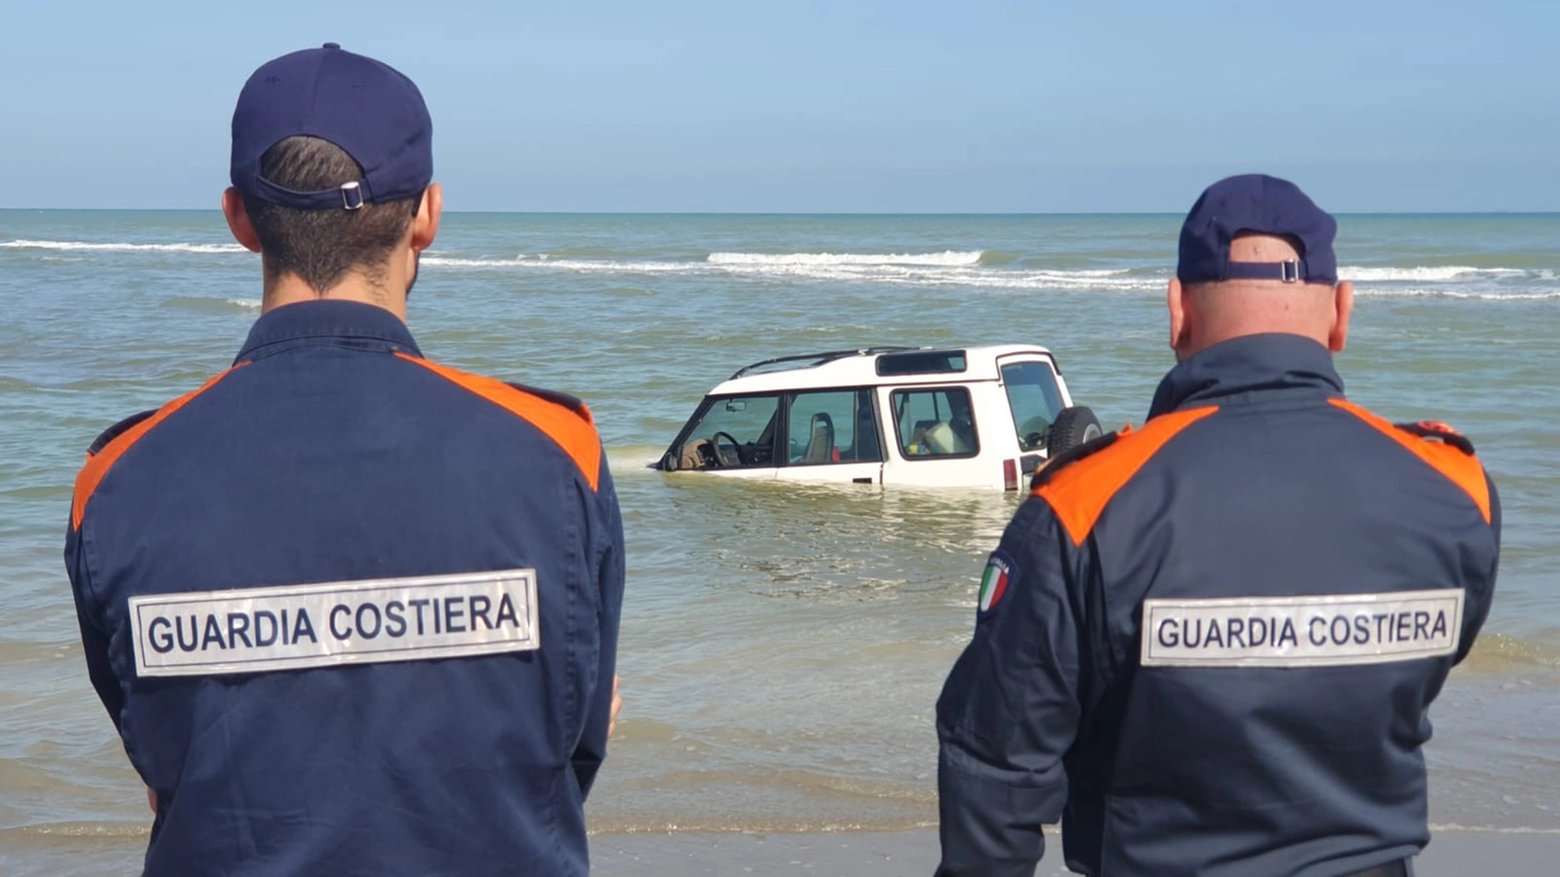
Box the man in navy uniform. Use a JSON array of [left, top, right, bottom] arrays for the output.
[[64, 44, 624, 876], [934, 174, 1500, 877]]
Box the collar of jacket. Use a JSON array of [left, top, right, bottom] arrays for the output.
[[234, 299, 424, 363], [1148, 333, 1345, 419]]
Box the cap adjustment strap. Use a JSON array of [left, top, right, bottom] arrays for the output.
[[341, 181, 365, 210], [1223, 260, 1314, 283]]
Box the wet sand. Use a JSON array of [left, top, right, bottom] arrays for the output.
[[590, 827, 1560, 876], [6, 824, 1553, 876]]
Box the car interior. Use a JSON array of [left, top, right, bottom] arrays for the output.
[[802, 412, 835, 463]]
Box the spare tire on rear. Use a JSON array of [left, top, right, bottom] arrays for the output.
[[1045, 406, 1103, 457]]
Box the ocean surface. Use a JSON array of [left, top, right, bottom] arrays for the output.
[[1, 211, 1556, 874]]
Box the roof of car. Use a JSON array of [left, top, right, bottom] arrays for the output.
[[706, 344, 1058, 395]]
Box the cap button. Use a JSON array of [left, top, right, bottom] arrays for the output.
[[322, 42, 341, 50]]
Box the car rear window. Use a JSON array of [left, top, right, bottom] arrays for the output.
[[1000, 360, 1066, 451]]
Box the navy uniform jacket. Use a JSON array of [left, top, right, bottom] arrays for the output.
[[64, 300, 624, 877], [935, 334, 1500, 877]]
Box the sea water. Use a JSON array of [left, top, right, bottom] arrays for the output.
[[1, 211, 1556, 874]]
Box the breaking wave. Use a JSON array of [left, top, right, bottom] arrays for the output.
[[6, 239, 1550, 301], [420, 255, 694, 273], [1339, 265, 1530, 282], [417, 253, 1552, 299], [707, 250, 983, 267], [1338, 265, 1557, 300], [0, 239, 248, 254], [1353, 288, 1560, 301], [419, 250, 1162, 290]]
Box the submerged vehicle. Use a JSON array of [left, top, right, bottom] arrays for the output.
[[655, 345, 1101, 491]]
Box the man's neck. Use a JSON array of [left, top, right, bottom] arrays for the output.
[[261, 271, 407, 322]]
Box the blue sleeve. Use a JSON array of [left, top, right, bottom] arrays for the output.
[[64, 517, 125, 731], [570, 453, 625, 800], [934, 497, 1083, 877], [1455, 470, 1501, 665]]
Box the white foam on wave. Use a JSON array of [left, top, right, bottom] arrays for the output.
[[1353, 287, 1560, 301], [421, 251, 1163, 291], [1340, 265, 1527, 282], [730, 259, 1154, 291], [10, 237, 1544, 301], [420, 256, 535, 268], [6, 238, 1546, 300], [918, 268, 1161, 292], [708, 250, 984, 267], [422, 255, 698, 273], [227, 299, 262, 309], [0, 239, 249, 254]]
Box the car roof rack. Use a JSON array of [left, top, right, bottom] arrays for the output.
[[730, 346, 923, 380]]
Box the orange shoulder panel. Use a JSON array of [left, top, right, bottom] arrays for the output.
[[1035, 406, 1219, 545], [71, 365, 247, 529], [395, 352, 602, 491], [1328, 398, 1491, 523]]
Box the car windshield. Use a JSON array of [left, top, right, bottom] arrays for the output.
[[1001, 360, 1065, 451]]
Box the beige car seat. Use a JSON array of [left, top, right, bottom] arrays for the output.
[[802, 412, 835, 463], [923, 421, 970, 455]]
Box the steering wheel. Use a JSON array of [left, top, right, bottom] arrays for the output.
[[709, 431, 746, 467]]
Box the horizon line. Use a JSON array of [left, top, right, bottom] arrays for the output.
[[3, 207, 1558, 217]]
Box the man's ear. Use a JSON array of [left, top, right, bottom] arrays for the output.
[[1167, 277, 1191, 358], [410, 183, 442, 252], [1328, 280, 1354, 352], [222, 188, 262, 253]]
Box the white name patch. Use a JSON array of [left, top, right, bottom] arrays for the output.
[[1141, 589, 1464, 668], [130, 569, 539, 678]]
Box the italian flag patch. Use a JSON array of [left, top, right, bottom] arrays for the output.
[[977, 552, 1015, 613]]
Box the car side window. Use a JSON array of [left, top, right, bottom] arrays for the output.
[[892, 387, 978, 458], [785, 388, 880, 465], [1001, 360, 1066, 451]]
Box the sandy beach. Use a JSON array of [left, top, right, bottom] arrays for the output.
[[7, 823, 1553, 877], [591, 827, 1560, 877]]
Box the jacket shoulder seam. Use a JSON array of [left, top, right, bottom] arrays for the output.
[[395, 353, 602, 491], [71, 366, 246, 529], [1035, 406, 1219, 544], [1329, 399, 1491, 523]]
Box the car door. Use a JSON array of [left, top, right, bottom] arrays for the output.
[[776, 388, 885, 485], [877, 383, 999, 488]]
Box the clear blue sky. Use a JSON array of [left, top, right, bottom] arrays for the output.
[[2, 1, 1554, 212]]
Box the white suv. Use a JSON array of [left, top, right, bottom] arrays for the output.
[[656, 345, 1101, 491]]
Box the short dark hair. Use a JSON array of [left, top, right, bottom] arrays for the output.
[[244, 136, 421, 292]]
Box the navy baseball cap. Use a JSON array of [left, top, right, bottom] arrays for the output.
[[230, 43, 432, 210], [1177, 174, 1338, 285]]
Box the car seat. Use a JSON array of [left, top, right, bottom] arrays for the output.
[[923, 422, 960, 455], [802, 412, 835, 463]]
